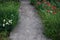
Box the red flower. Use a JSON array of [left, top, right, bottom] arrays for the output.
[[53, 12, 56, 14], [52, 6, 56, 10], [46, 2, 51, 6], [37, 2, 41, 5]]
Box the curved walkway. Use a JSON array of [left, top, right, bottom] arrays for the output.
[[9, 1, 51, 40]]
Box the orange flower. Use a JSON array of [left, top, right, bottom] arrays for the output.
[[52, 6, 56, 10], [53, 12, 56, 14], [37, 2, 41, 5]]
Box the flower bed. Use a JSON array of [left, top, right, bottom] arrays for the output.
[[0, 1, 19, 40], [30, 0, 60, 40]]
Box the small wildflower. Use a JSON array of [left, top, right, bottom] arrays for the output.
[[9, 22, 12, 24], [3, 24, 5, 27], [3, 19, 6, 22], [6, 22, 9, 25], [9, 20, 12, 22], [9, 20, 12, 24], [52, 6, 56, 10]]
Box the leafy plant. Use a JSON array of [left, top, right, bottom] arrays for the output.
[[30, 0, 60, 40], [0, 1, 19, 40], [0, 2, 19, 32]]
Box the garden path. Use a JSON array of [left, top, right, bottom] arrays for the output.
[[9, 1, 51, 40]]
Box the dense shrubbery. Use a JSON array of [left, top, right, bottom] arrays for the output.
[[0, 2, 19, 32], [0, 1, 19, 40], [30, 0, 60, 40]]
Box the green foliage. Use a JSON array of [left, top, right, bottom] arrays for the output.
[[0, 1, 19, 40], [0, 1, 19, 32], [30, 0, 60, 40], [30, 0, 37, 5]]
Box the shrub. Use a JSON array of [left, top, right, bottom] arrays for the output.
[[0, 0, 19, 40], [30, 0, 60, 40], [0, 1, 19, 32], [38, 2, 60, 40]]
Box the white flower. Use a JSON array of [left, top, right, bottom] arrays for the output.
[[6, 22, 9, 25], [50, 11, 53, 13], [3, 24, 5, 27], [11, 14, 14, 16], [9, 20, 12, 22], [9, 20, 12, 24], [3, 19, 6, 22], [9, 22, 12, 24]]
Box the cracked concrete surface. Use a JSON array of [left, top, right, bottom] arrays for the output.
[[9, 1, 51, 40]]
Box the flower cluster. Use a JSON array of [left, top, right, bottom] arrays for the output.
[[44, 1, 57, 15], [3, 19, 13, 27], [45, 2, 57, 14], [37, 1, 57, 15]]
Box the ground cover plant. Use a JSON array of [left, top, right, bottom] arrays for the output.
[[30, 0, 60, 40], [0, 1, 19, 40]]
